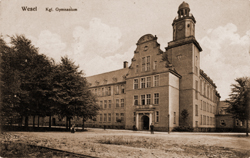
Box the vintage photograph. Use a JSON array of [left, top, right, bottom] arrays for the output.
[[1, 0, 250, 157]]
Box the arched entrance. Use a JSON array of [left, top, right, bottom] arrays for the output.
[[141, 115, 149, 130]]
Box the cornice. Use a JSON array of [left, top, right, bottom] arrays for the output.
[[165, 36, 202, 52]]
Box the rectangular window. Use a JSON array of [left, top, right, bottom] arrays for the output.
[[146, 94, 151, 105], [146, 56, 150, 71], [201, 100, 202, 110], [116, 113, 119, 122], [156, 111, 159, 122], [115, 85, 119, 94], [210, 105, 212, 113], [153, 61, 157, 70], [95, 89, 97, 95], [195, 104, 198, 116], [134, 79, 138, 89], [104, 114, 107, 122], [220, 120, 225, 126], [136, 65, 139, 74], [120, 113, 124, 122], [108, 113, 111, 122], [108, 100, 112, 108], [100, 101, 103, 109], [98, 88, 101, 96], [116, 99, 119, 107], [134, 112, 136, 122], [195, 80, 198, 100], [105, 87, 108, 96], [141, 95, 145, 105], [213, 106, 215, 114], [121, 99, 124, 107], [154, 75, 159, 87], [154, 93, 159, 104], [204, 83, 206, 97], [100, 114, 102, 122], [134, 95, 138, 105], [146, 77, 151, 88], [236, 120, 239, 126], [210, 117, 212, 125], [104, 100, 107, 109], [142, 57, 145, 71], [203, 102, 206, 111], [207, 116, 209, 125], [174, 112, 176, 124], [203, 115, 206, 125], [200, 80, 202, 95], [121, 85, 125, 93], [102, 88, 105, 96], [200, 114, 202, 125], [207, 85, 209, 99], [141, 78, 145, 88], [108, 87, 111, 96], [207, 103, 209, 112]]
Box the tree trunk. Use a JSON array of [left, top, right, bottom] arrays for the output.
[[82, 118, 85, 130], [49, 115, 51, 129], [38, 116, 40, 128], [247, 119, 249, 136], [66, 117, 68, 130], [25, 116, 28, 128], [69, 118, 71, 131], [20, 116, 23, 126], [33, 115, 35, 128]]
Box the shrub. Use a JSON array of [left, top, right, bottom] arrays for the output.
[[172, 126, 194, 132]]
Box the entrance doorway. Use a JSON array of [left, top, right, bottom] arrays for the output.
[[141, 115, 149, 130]]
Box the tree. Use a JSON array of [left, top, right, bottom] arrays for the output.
[[181, 109, 189, 126], [75, 90, 99, 130], [226, 77, 250, 136], [51, 56, 99, 130], [1, 35, 54, 129], [0, 35, 23, 127]]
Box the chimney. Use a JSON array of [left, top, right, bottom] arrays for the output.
[[123, 61, 128, 68]]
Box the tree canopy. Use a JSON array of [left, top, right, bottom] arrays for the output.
[[226, 77, 250, 136], [1, 35, 99, 130]]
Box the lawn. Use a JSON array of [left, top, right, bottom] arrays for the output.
[[1, 128, 250, 157]]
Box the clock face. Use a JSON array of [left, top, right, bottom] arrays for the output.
[[178, 24, 183, 30]]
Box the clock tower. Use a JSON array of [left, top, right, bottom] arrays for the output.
[[173, 1, 196, 41], [166, 2, 202, 128]]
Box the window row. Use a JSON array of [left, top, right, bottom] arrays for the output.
[[200, 79, 216, 102], [200, 115, 215, 126], [92, 84, 125, 96], [134, 93, 159, 105], [99, 99, 125, 109], [200, 100, 216, 114], [134, 75, 159, 89], [99, 113, 124, 122]]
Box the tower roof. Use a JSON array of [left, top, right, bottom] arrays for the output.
[[178, 1, 190, 10]]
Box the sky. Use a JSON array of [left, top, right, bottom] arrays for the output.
[[0, 0, 250, 100]]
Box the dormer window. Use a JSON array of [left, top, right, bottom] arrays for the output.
[[103, 79, 107, 84], [112, 77, 117, 82]]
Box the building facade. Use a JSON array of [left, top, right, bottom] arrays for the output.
[[216, 101, 249, 132], [85, 2, 220, 131]]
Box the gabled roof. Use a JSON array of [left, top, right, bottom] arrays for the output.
[[86, 68, 129, 87]]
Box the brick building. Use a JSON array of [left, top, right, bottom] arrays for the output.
[[85, 2, 220, 131]]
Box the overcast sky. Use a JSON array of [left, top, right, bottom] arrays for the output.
[[1, 0, 250, 100]]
